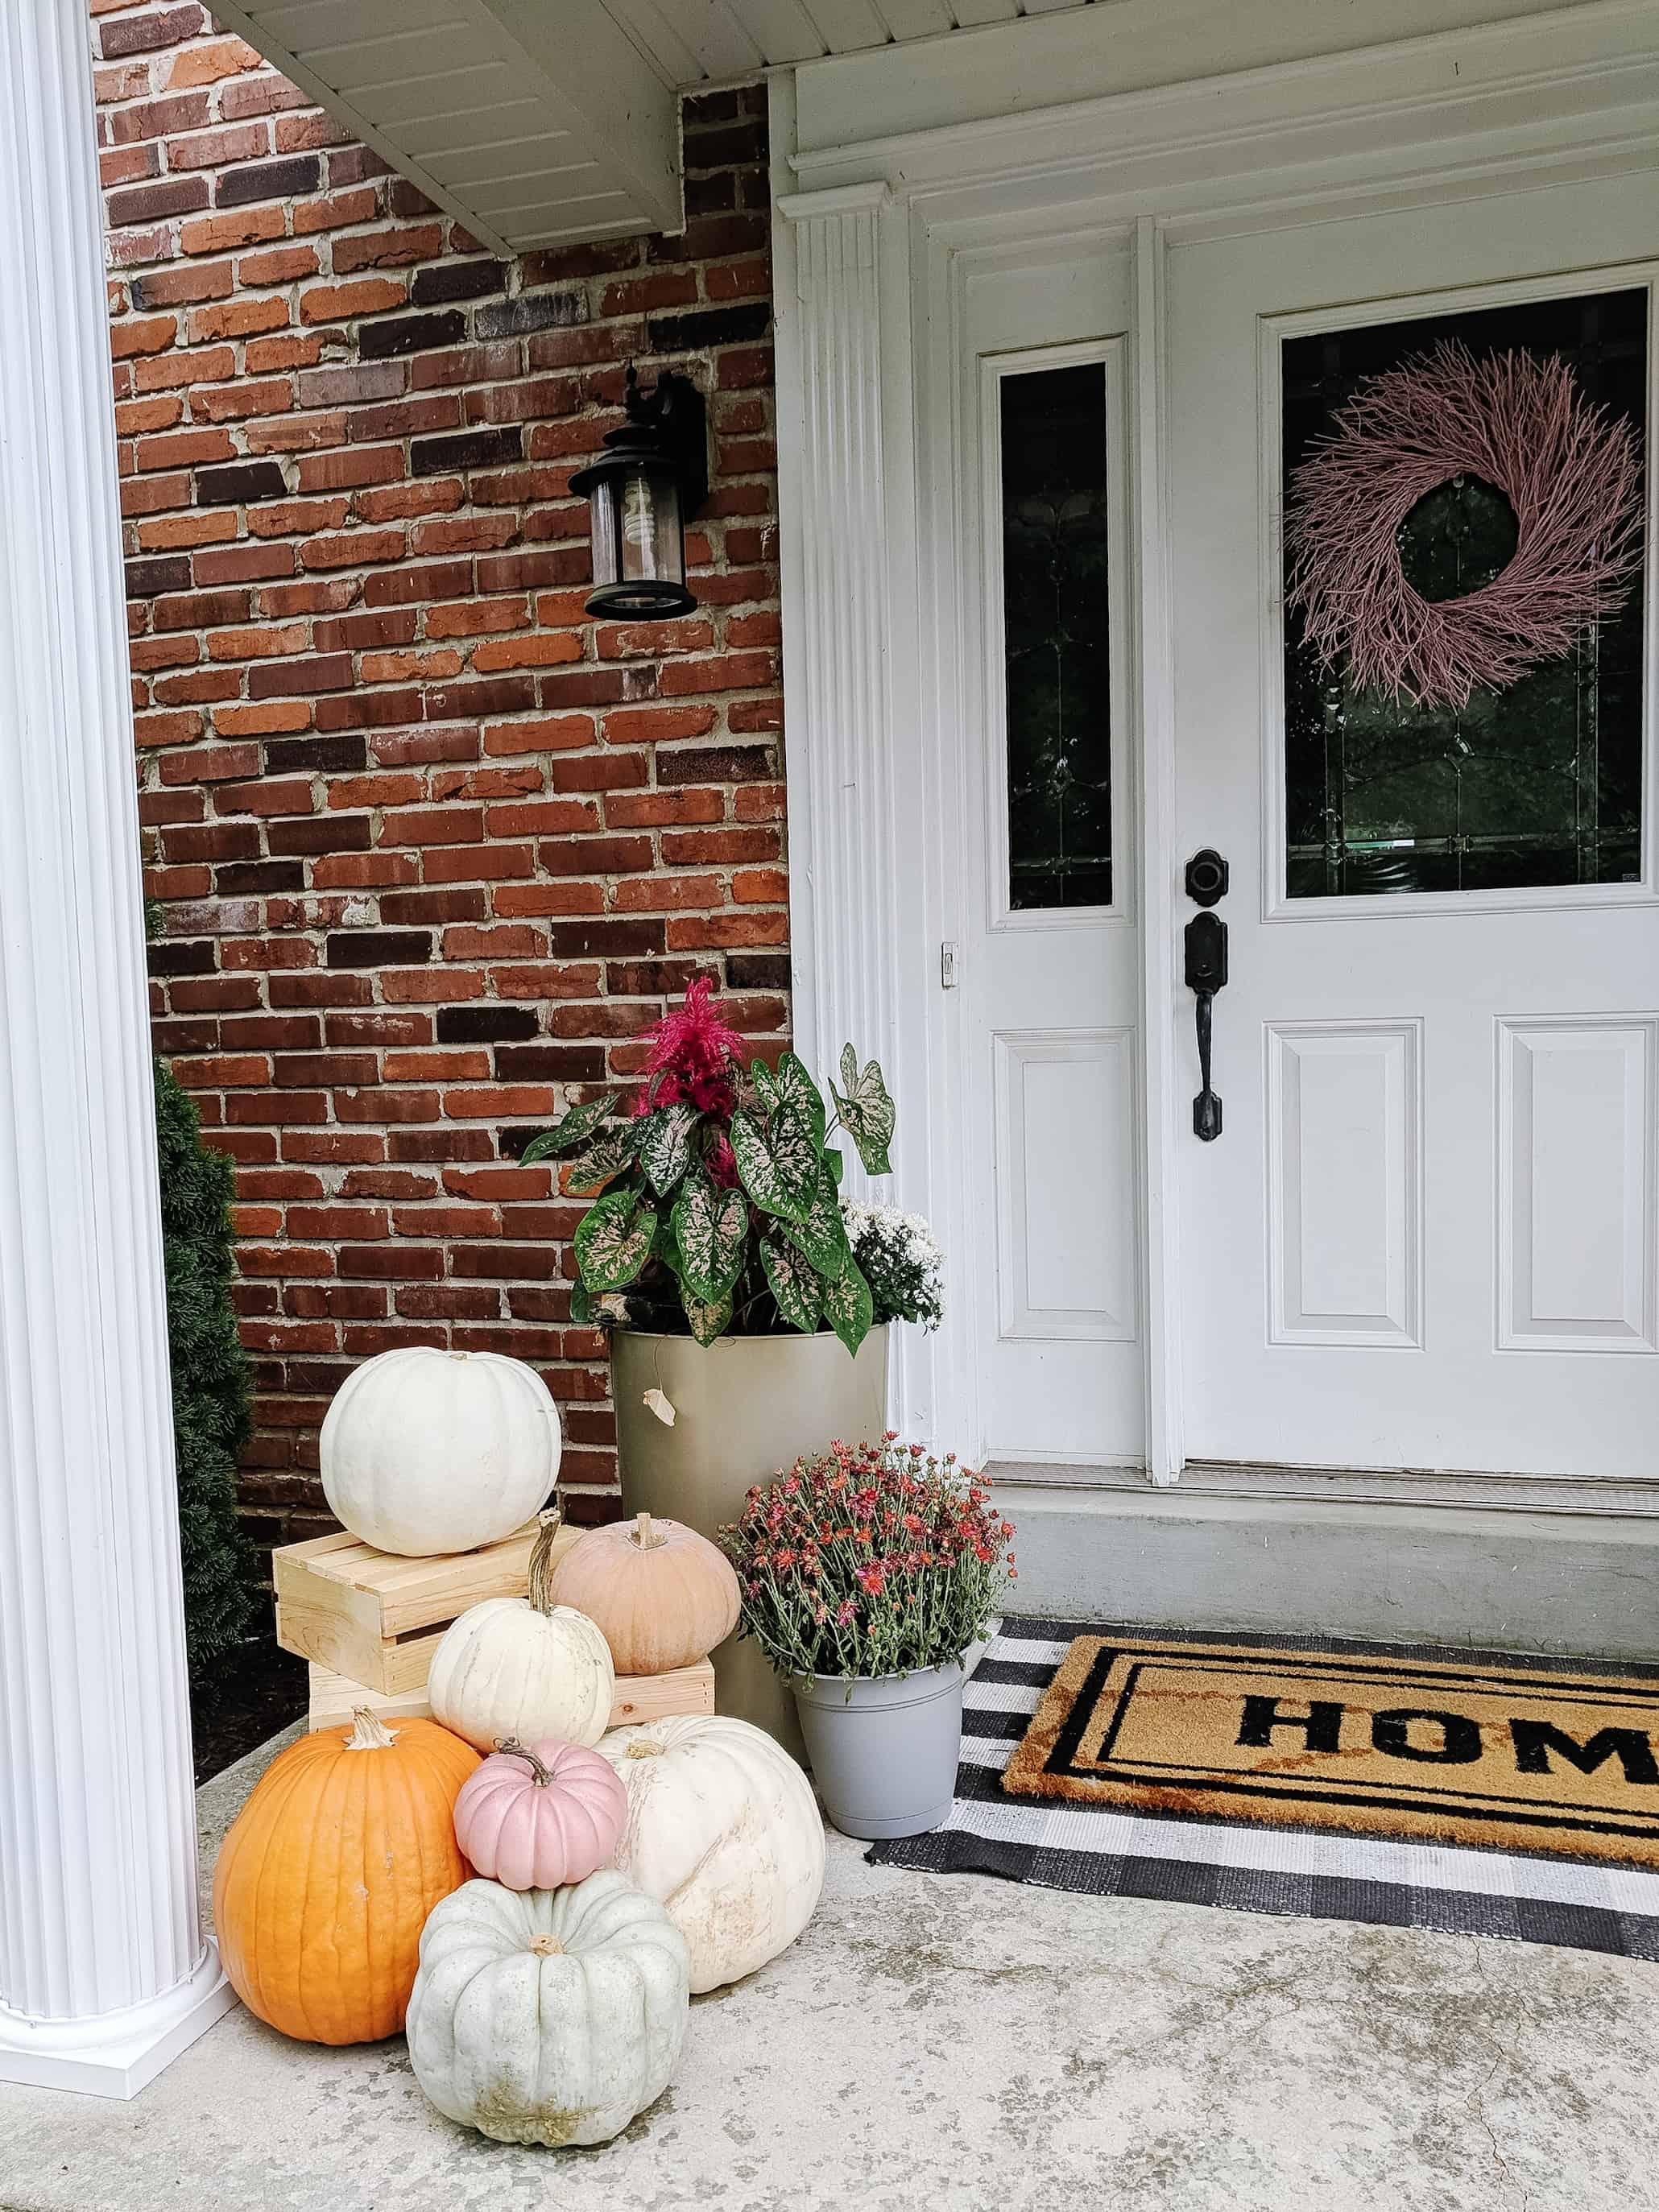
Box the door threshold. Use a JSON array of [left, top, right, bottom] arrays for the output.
[[987, 1457, 1659, 1519]]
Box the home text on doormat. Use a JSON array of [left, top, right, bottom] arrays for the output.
[[1003, 1638, 1659, 1866]]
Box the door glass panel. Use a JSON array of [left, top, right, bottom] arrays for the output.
[[1282, 288, 1648, 898], [1000, 362, 1112, 908]]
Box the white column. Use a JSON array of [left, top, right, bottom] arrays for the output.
[[775, 176, 945, 1445], [0, 0, 234, 2096], [774, 182, 898, 1115]]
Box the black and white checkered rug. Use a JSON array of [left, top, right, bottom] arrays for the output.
[[867, 1619, 1659, 1960]]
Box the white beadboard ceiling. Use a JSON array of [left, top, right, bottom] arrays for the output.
[[212, 0, 1098, 254]]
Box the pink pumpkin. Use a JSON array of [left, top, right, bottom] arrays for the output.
[[452, 1737, 627, 1892]]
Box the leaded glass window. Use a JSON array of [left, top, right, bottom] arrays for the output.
[[1282, 288, 1648, 899], [1000, 362, 1112, 910]]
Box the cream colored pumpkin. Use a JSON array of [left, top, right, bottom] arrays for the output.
[[408, 1872, 689, 2146], [546, 1511, 740, 1674], [601, 1714, 824, 1992], [429, 1514, 614, 1751], [320, 1346, 561, 1557]]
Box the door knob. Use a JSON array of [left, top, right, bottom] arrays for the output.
[[1184, 853, 1228, 1141]]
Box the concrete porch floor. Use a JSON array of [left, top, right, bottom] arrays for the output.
[[2, 1725, 1657, 2212]]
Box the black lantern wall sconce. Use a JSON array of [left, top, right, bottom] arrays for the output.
[[570, 364, 710, 619]]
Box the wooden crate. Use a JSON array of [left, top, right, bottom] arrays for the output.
[[306, 1657, 717, 1735], [274, 1519, 577, 1696]]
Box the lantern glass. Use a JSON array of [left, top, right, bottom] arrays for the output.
[[585, 457, 690, 618]]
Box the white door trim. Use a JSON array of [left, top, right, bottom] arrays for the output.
[[768, 14, 1659, 1466]]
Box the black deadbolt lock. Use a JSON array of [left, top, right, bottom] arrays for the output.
[[1185, 848, 1228, 907]]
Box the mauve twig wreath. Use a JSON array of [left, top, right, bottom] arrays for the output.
[[1285, 341, 1645, 710]]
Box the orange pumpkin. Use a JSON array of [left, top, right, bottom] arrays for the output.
[[546, 1511, 740, 1676], [212, 1710, 479, 2045]]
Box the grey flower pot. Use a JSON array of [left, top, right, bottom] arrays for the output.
[[612, 1323, 890, 1756], [792, 1661, 964, 1840]]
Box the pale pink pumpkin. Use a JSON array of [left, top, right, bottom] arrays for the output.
[[452, 1738, 628, 1892]]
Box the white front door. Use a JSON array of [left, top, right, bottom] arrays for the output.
[[1166, 177, 1659, 1480], [953, 250, 1145, 1470]]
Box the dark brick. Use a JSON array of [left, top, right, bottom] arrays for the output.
[[604, 959, 703, 998], [215, 156, 322, 209], [473, 291, 585, 340], [655, 742, 774, 785], [127, 555, 193, 597], [436, 1006, 542, 1044], [216, 860, 305, 895], [147, 938, 217, 977], [326, 930, 432, 969], [726, 952, 791, 990], [544, 920, 665, 958], [410, 261, 509, 307], [195, 461, 288, 506], [358, 310, 466, 362], [247, 654, 354, 699], [494, 1044, 606, 1081], [263, 734, 370, 775], [410, 427, 523, 478], [107, 175, 209, 227], [378, 889, 486, 926], [267, 816, 373, 857], [646, 304, 770, 354]]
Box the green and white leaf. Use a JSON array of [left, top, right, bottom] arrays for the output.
[[820, 1253, 875, 1357], [749, 1058, 780, 1116], [681, 1285, 733, 1346], [730, 1106, 819, 1225], [573, 1188, 656, 1292], [671, 1163, 750, 1301], [773, 1051, 826, 1147], [824, 1145, 845, 1186], [563, 1123, 638, 1195], [784, 1156, 851, 1278], [635, 1101, 701, 1195], [830, 1049, 896, 1176], [520, 1090, 619, 1164], [761, 1230, 823, 1333]]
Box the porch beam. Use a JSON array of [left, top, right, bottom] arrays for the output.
[[0, 0, 233, 2096]]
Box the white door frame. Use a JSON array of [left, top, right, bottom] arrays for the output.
[[769, 4, 1659, 1479]]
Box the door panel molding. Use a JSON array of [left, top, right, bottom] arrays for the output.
[[993, 1027, 1140, 1343], [1266, 1019, 1424, 1349], [1496, 1014, 1659, 1353]]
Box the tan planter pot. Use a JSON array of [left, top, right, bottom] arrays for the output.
[[611, 1325, 890, 1755]]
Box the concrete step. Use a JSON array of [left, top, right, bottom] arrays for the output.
[[994, 1480, 1658, 1660]]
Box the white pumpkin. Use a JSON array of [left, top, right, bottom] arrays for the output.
[[320, 1346, 561, 1557], [601, 1714, 824, 1993], [429, 1511, 614, 1751], [408, 1871, 689, 2146]]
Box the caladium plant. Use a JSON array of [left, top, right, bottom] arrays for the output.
[[522, 980, 899, 1354]]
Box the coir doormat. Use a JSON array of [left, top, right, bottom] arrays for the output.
[[1003, 1635, 1659, 1865], [868, 1620, 1659, 1959]]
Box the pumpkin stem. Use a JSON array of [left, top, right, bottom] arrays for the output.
[[625, 1739, 664, 1759], [344, 1707, 397, 1751], [496, 1736, 556, 1787], [632, 1510, 668, 1551], [527, 1504, 564, 1615], [528, 1933, 564, 1958]]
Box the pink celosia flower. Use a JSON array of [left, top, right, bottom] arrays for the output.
[[632, 976, 744, 1118]]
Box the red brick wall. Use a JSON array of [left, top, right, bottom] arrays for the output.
[[93, 5, 788, 1553]]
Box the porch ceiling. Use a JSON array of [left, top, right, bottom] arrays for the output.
[[209, 0, 1099, 256]]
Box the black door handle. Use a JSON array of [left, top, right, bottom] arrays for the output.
[[1184, 861, 1228, 1141]]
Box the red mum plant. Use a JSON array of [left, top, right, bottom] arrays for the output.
[[523, 979, 901, 1353], [719, 1435, 1016, 1681]]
